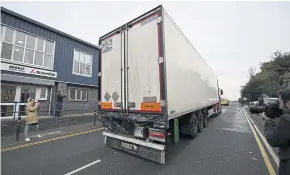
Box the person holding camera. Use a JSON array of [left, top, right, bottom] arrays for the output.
[[264, 89, 290, 175], [55, 90, 67, 117], [24, 98, 41, 142]]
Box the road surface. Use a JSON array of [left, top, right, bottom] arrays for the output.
[[1, 102, 277, 175]]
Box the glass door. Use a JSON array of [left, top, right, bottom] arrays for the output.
[[1, 85, 17, 118], [18, 86, 36, 117]]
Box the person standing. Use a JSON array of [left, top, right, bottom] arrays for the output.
[[55, 90, 67, 117], [24, 98, 41, 142], [264, 89, 290, 175]]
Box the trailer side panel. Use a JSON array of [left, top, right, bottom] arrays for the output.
[[163, 11, 219, 119]]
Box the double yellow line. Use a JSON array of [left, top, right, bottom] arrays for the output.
[[242, 109, 276, 175], [1, 127, 104, 153]]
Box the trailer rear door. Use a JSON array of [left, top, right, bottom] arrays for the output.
[[125, 13, 162, 113], [100, 32, 125, 111]]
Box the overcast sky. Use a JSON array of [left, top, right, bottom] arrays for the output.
[[2, 1, 290, 100]]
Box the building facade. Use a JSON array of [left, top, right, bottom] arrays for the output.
[[1, 7, 99, 118]]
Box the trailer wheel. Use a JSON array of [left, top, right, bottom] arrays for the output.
[[198, 111, 204, 132], [189, 113, 198, 139], [203, 110, 208, 128]]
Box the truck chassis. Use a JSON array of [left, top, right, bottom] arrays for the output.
[[99, 104, 222, 164]]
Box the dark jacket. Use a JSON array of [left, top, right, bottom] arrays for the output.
[[56, 93, 66, 103], [264, 114, 290, 175]]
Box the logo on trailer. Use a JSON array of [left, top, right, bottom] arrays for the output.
[[102, 38, 113, 54], [121, 142, 138, 151]]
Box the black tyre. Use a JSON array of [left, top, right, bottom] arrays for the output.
[[203, 110, 208, 128], [189, 113, 198, 139], [198, 111, 204, 132]]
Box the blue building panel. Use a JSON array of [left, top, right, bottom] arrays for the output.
[[1, 7, 99, 87]]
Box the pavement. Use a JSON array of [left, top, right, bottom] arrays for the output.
[[1, 121, 102, 148], [1, 113, 96, 137], [1, 102, 278, 175]]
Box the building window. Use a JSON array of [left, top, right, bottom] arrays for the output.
[[73, 49, 92, 77], [69, 88, 87, 101], [1, 25, 55, 69], [36, 87, 48, 101], [40, 88, 47, 99]]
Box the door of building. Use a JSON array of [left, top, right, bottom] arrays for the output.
[[17, 86, 37, 118], [1, 85, 17, 118]]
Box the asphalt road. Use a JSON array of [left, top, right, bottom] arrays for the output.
[[2, 103, 274, 175]]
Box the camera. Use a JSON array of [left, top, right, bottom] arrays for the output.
[[249, 100, 284, 119]]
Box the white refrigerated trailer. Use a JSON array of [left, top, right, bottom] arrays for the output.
[[98, 5, 223, 164]]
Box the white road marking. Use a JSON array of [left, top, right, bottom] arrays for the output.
[[30, 131, 63, 138], [247, 114, 255, 124], [64, 160, 101, 175], [217, 128, 252, 134], [243, 108, 279, 166]]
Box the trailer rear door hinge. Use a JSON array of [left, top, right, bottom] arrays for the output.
[[128, 102, 136, 108], [157, 16, 162, 24], [114, 102, 123, 108], [158, 57, 164, 64], [98, 72, 102, 77], [160, 100, 166, 107]]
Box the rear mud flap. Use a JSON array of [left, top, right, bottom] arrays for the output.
[[103, 131, 166, 164]]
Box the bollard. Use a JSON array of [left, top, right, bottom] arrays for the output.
[[94, 110, 97, 126], [16, 116, 21, 141]]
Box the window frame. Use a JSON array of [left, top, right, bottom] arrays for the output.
[[72, 49, 93, 77], [1, 24, 56, 70], [68, 88, 88, 101], [35, 87, 48, 101]]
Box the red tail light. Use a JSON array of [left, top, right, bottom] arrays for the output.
[[214, 104, 218, 113], [149, 132, 165, 138]]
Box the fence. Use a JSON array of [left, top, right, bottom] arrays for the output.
[[1, 101, 100, 138], [0, 101, 98, 120]]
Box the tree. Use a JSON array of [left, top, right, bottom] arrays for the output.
[[241, 51, 290, 101], [248, 66, 256, 79]]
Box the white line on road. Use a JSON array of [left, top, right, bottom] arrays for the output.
[[247, 113, 255, 124], [243, 108, 279, 166], [64, 160, 101, 175], [31, 131, 64, 138], [253, 124, 279, 166]]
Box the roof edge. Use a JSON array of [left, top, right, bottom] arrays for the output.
[[99, 4, 163, 41], [1, 7, 99, 49]]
